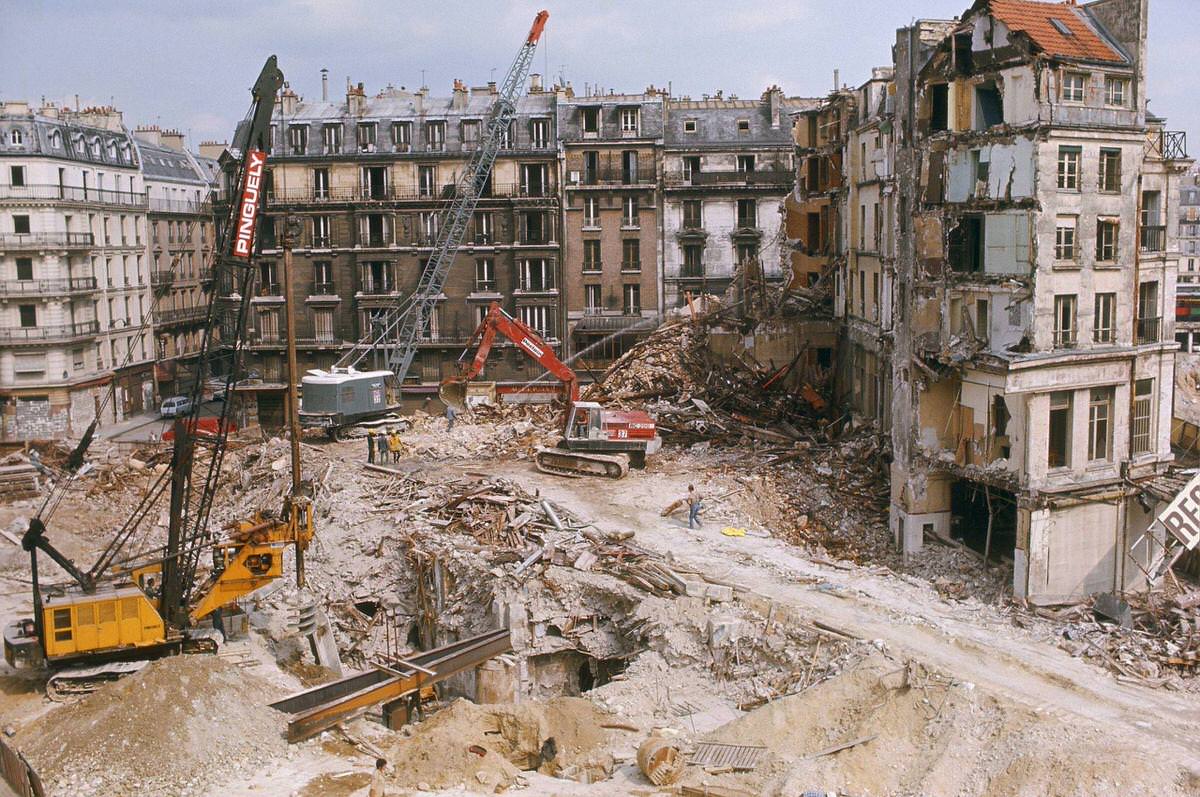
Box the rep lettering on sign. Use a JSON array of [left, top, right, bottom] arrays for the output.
[[232, 149, 267, 259], [1154, 471, 1200, 550]]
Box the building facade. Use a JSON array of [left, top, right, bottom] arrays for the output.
[[558, 90, 665, 369], [245, 78, 560, 399], [1174, 171, 1200, 350], [881, 0, 1191, 601], [661, 88, 802, 310], [133, 127, 218, 398], [0, 101, 154, 440]]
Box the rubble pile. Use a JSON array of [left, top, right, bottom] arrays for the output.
[[1051, 590, 1200, 687], [16, 656, 286, 797]]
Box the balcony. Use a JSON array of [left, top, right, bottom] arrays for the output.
[[0, 320, 100, 343], [1146, 130, 1188, 161], [621, 261, 642, 273], [358, 281, 398, 297], [148, 197, 210, 215], [0, 184, 147, 208], [257, 282, 283, 297], [582, 262, 602, 274], [664, 168, 795, 188], [311, 237, 335, 249], [155, 306, 208, 328], [0, 277, 97, 297], [311, 281, 337, 296], [150, 269, 176, 290], [0, 232, 94, 250], [1053, 329, 1077, 350], [1136, 316, 1162, 344], [1139, 225, 1166, 252], [571, 169, 656, 188], [199, 268, 214, 284]]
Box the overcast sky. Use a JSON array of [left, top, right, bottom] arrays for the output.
[[2, 1, 1196, 146]]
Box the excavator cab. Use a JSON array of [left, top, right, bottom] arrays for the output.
[[565, 402, 603, 443]]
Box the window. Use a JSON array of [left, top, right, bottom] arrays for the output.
[[1094, 292, 1115, 343], [1088, 388, 1112, 461], [1141, 190, 1164, 251], [16, 258, 32, 281], [583, 240, 601, 272], [10, 165, 25, 187], [736, 198, 757, 228], [18, 304, 36, 327], [48, 130, 61, 149], [10, 129, 23, 146], [313, 261, 334, 294], [620, 108, 640, 134], [474, 211, 494, 244], [357, 122, 377, 151], [582, 151, 599, 184], [418, 165, 436, 198], [530, 118, 550, 148], [581, 107, 600, 135], [971, 149, 989, 191], [623, 284, 641, 314], [288, 125, 308, 154], [682, 244, 703, 277], [475, 258, 495, 291], [583, 197, 599, 228], [682, 200, 702, 229], [622, 196, 639, 227], [1053, 294, 1077, 348], [391, 121, 411, 150], [520, 163, 547, 196], [313, 216, 332, 248], [736, 119, 750, 133], [425, 120, 445, 151], [1098, 148, 1121, 192], [312, 167, 330, 200], [1048, 391, 1072, 468], [1096, 218, 1118, 262], [929, 84, 949, 132], [737, 242, 759, 266], [682, 156, 701, 182], [683, 119, 698, 134], [622, 239, 640, 271], [419, 211, 439, 244], [737, 155, 756, 174], [975, 298, 989, 342], [1057, 146, 1080, 190], [519, 258, 554, 291], [1061, 72, 1086, 103], [13, 214, 30, 234], [519, 305, 552, 338], [1132, 379, 1154, 455], [1105, 76, 1128, 107], [461, 120, 481, 149], [585, 284, 602, 313], [312, 124, 339, 156], [621, 150, 638, 184], [947, 215, 983, 272], [1055, 216, 1077, 261], [1137, 281, 1160, 343], [314, 309, 335, 342], [975, 82, 1003, 128]]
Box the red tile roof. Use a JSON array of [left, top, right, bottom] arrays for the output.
[[987, 0, 1127, 63]]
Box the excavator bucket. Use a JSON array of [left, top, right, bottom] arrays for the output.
[[438, 379, 468, 411]]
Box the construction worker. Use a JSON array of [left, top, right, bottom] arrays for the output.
[[366, 430, 376, 464], [389, 428, 402, 463], [369, 757, 388, 797], [686, 484, 702, 529], [375, 428, 388, 463], [445, 403, 457, 432]]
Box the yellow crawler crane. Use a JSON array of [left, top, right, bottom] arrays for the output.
[[3, 57, 315, 696]]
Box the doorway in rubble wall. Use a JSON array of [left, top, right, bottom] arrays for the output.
[[950, 480, 1017, 566]]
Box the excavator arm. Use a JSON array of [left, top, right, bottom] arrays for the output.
[[441, 301, 578, 407]]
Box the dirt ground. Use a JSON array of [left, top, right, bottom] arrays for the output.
[[2, 421, 1200, 796]]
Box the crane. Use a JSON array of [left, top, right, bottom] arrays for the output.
[[4, 57, 315, 695], [440, 302, 661, 479], [299, 11, 550, 438]]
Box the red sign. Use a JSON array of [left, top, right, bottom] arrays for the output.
[[232, 149, 267, 258]]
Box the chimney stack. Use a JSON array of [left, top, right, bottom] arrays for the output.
[[833, 69, 839, 91], [199, 141, 227, 159], [530, 73, 543, 93], [321, 68, 329, 101], [161, 129, 186, 152], [764, 85, 783, 129]]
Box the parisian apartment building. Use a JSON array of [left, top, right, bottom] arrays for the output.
[[0, 101, 159, 440], [786, 0, 1192, 602]]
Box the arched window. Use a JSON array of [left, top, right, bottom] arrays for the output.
[[48, 130, 62, 148], [106, 140, 118, 159]]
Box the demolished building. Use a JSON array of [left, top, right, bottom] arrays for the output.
[[788, 0, 1193, 602]]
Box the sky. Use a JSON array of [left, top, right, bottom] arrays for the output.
[[1, 0, 1197, 146]]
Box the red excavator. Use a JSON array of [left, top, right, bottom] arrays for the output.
[[439, 302, 660, 478]]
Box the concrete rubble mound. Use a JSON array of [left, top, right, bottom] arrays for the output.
[[15, 655, 286, 797]]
